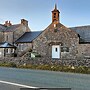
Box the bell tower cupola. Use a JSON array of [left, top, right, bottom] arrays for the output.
[[52, 4, 60, 24]]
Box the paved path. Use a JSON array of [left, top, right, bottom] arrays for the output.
[[0, 67, 90, 90]]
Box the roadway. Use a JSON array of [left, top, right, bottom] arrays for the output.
[[0, 67, 90, 90]]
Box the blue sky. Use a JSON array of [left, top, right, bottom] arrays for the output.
[[0, 0, 90, 31]]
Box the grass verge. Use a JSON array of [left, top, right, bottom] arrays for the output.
[[0, 62, 90, 74]]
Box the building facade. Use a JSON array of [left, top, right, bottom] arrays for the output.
[[0, 19, 30, 57], [32, 5, 79, 59], [0, 5, 90, 59]]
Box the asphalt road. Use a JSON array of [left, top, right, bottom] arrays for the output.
[[0, 67, 90, 90], [0, 82, 21, 90]]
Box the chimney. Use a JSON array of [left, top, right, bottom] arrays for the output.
[[21, 19, 28, 26], [4, 21, 12, 27]]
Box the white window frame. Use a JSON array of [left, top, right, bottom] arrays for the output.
[[19, 44, 24, 51]]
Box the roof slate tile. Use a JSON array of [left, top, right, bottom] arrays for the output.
[[15, 31, 42, 43]]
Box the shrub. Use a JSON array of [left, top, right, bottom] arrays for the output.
[[9, 62, 17, 67], [0, 62, 17, 68], [36, 65, 51, 70]]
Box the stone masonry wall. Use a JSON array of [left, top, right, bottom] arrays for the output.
[[17, 43, 32, 57], [0, 57, 90, 67], [14, 25, 28, 42], [0, 32, 4, 42], [77, 44, 90, 58], [33, 23, 79, 59], [4, 32, 13, 44]]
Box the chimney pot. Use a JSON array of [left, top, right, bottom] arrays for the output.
[[21, 19, 28, 26], [4, 21, 12, 26]]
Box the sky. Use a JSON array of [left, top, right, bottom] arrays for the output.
[[0, 0, 90, 31]]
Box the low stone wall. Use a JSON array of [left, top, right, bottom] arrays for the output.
[[0, 57, 90, 67]]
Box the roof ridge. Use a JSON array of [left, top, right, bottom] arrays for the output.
[[70, 25, 90, 28]]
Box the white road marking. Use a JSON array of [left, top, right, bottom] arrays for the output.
[[0, 80, 37, 88]]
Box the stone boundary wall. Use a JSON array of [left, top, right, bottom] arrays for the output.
[[0, 57, 90, 67]]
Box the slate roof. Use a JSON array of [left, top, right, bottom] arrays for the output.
[[0, 24, 21, 32], [0, 24, 6, 31], [1, 21, 90, 44], [69, 25, 90, 43], [5, 24, 21, 32], [16, 24, 89, 44], [16, 31, 42, 43], [0, 42, 16, 48]]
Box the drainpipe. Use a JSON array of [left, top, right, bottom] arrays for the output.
[[61, 50, 63, 71], [13, 31, 16, 56], [4, 48, 5, 57], [3, 31, 5, 42], [13, 32, 14, 45]]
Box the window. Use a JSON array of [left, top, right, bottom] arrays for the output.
[[55, 48, 58, 52], [21, 44, 23, 51], [0, 52, 2, 55], [5, 35, 8, 41], [54, 24, 56, 28], [6, 49, 10, 54], [19, 44, 24, 51], [6, 36, 8, 41], [61, 47, 69, 52], [53, 13, 56, 18], [54, 13, 56, 15], [54, 15, 56, 18], [11, 49, 14, 53], [6, 49, 8, 53]]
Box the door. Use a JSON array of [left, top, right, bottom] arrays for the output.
[[52, 45, 60, 58]]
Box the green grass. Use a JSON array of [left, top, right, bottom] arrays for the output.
[[18, 64, 90, 74], [0, 62, 17, 68], [0, 62, 90, 74]]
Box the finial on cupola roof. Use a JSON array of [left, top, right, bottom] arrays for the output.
[[55, 3, 57, 10]]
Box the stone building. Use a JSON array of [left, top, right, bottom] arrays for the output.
[[70, 26, 90, 59], [0, 4, 90, 59], [32, 5, 79, 59], [17, 4, 90, 59], [0, 19, 30, 57], [16, 5, 79, 59]]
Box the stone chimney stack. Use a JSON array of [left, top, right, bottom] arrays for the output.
[[4, 21, 12, 27], [21, 19, 28, 26]]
